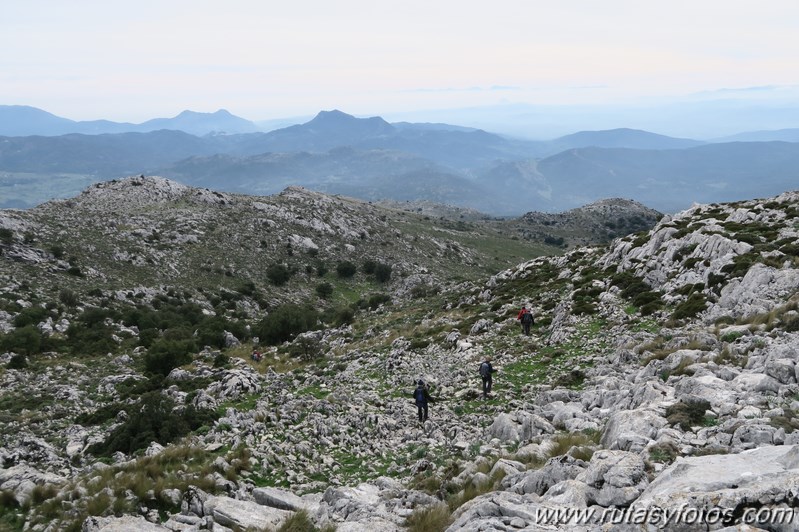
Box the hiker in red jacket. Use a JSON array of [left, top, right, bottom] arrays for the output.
[[517, 305, 533, 335]]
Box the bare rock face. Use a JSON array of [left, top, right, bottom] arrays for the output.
[[632, 445, 799, 531], [711, 263, 799, 320], [203, 496, 292, 530], [82, 515, 170, 531], [577, 450, 648, 507], [506, 455, 588, 496], [600, 409, 668, 452], [0, 465, 66, 506], [488, 412, 556, 443], [206, 369, 261, 400]]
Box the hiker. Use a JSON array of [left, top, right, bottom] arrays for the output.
[[520, 307, 534, 335], [251, 349, 262, 362], [413, 380, 431, 421], [517, 305, 528, 333], [478, 358, 496, 398]]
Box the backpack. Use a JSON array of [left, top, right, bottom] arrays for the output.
[[521, 311, 534, 324], [414, 387, 426, 402], [479, 362, 490, 378]]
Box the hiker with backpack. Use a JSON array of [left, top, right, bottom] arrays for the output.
[[519, 306, 534, 335], [413, 380, 431, 422], [478, 358, 496, 398]]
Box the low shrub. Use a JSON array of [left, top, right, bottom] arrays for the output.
[[144, 337, 196, 376], [374, 263, 392, 283], [12, 306, 48, 328], [267, 264, 292, 286], [672, 292, 707, 320], [332, 306, 355, 326], [315, 282, 333, 299], [335, 260, 357, 278], [405, 504, 451, 532], [360, 293, 390, 310], [6, 353, 28, 369], [648, 442, 678, 464], [277, 509, 337, 532], [665, 398, 710, 430], [288, 336, 323, 361], [88, 393, 218, 456], [362, 259, 377, 274]]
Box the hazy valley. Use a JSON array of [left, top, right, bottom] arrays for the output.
[[3, 107, 799, 214]]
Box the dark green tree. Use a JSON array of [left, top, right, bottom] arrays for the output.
[[336, 261, 357, 278], [255, 304, 318, 345]]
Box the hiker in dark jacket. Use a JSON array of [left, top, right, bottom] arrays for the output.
[[478, 358, 496, 398], [413, 380, 431, 421], [517, 305, 527, 323], [520, 307, 534, 335]]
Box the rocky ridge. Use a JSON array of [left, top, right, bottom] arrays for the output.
[[0, 185, 797, 531]]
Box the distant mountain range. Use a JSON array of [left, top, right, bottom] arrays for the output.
[[0, 105, 260, 136], [1, 107, 799, 213]]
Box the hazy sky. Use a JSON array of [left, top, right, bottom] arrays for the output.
[[2, 0, 798, 122]]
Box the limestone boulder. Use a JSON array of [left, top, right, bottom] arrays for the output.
[[632, 445, 799, 531], [600, 409, 667, 452]]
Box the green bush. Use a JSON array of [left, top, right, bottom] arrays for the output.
[[195, 316, 248, 349], [267, 264, 292, 286], [6, 354, 28, 369], [632, 291, 662, 307], [665, 399, 710, 430], [288, 336, 323, 361], [277, 509, 336, 532], [1, 325, 44, 356], [12, 306, 48, 328], [0, 228, 13, 244], [88, 393, 218, 456], [315, 282, 334, 299], [405, 504, 451, 532], [65, 322, 117, 356], [59, 288, 79, 307], [362, 293, 391, 310], [721, 254, 756, 278], [49, 244, 65, 259], [572, 299, 597, 315], [374, 263, 392, 283], [237, 280, 257, 296], [648, 442, 679, 463], [255, 304, 319, 345], [640, 302, 662, 316], [335, 261, 357, 278], [672, 292, 707, 320], [76, 402, 127, 426], [362, 259, 377, 274], [707, 273, 727, 291], [144, 337, 196, 376], [213, 352, 230, 368], [676, 283, 705, 296], [332, 306, 355, 326]]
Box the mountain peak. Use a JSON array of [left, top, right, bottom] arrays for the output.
[[307, 110, 392, 129], [174, 109, 234, 119]]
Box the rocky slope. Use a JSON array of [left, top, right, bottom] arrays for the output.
[[0, 183, 797, 531], [504, 198, 662, 248], [0, 175, 560, 306]]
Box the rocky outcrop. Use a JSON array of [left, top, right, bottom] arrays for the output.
[[632, 445, 799, 531]]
